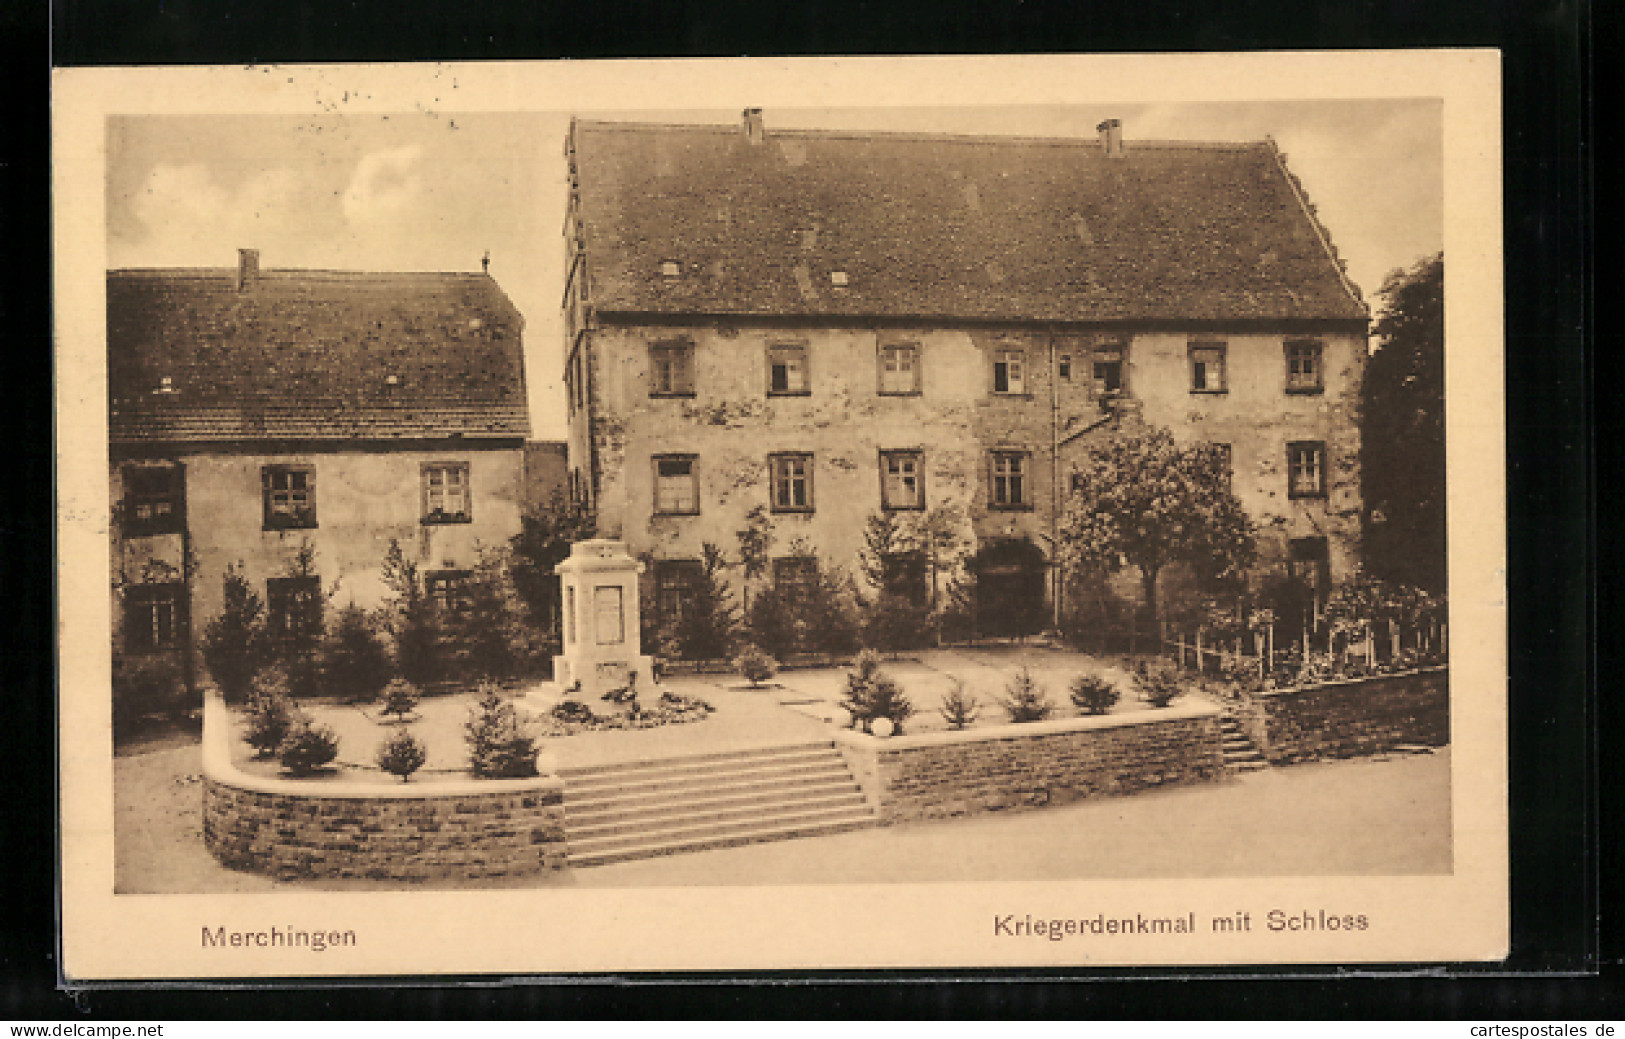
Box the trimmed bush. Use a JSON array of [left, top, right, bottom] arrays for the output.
[[112, 655, 188, 738], [378, 677, 421, 722], [1068, 673, 1120, 716], [277, 717, 340, 776], [999, 667, 1054, 723], [465, 684, 539, 779], [841, 649, 914, 733], [734, 644, 778, 687], [1132, 658, 1186, 708], [937, 677, 981, 730], [375, 729, 428, 782], [321, 604, 394, 701]]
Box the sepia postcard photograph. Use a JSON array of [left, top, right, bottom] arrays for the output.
[[54, 51, 1507, 979]]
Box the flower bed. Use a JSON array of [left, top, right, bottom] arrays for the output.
[[200, 693, 566, 880], [834, 701, 1226, 824]]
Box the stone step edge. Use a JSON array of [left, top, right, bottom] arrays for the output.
[[565, 760, 853, 799], [557, 740, 838, 779], [567, 804, 877, 857], [566, 778, 864, 821], [568, 816, 878, 869], [567, 790, 869, 841]]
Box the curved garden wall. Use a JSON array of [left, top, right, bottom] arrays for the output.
[[200, 694, 566, 881], [835, 702, 1225, 824], [1232, 666, 1449, 765]]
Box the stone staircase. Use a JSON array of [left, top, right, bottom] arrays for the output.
[[560, 741, 877, 868], [1217, 713, 1268, 773]]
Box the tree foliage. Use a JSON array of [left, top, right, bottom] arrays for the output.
[[509, 492, 597, 630], [1362, 252, 1445, 593], [1059, 427, 1256, 623], [199, 562, 267, 703]]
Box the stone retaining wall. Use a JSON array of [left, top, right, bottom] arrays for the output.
[[1233, 666, 1449, 765], [836, 702, 1225, 824], [200, 695, 567, 881]]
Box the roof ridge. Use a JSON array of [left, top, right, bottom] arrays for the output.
[[571, 118, 1267, 152]]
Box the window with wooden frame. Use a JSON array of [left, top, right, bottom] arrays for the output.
[[425, 569, 473, 612], [265, 575, 323, 641], [652, 454, 700, 515], [877, 343, 921, 395], [990, 450, 1030, 509], [879, 449, 925, 511], [649, 340, 695, 397], [769, 452, 814, 512], [122, 582, 186, 653], [1286, 441, 1328, 498], [654, 559, 703, 634], [772, 556, 818, 599], [1285, 339, 1325, 394], [121, 462, 184, 536], [1058, 353, 1073, 380], [767, 343, 810, 396], [992, 348, 1026, 394], [1189, 340, 1228, 393], [1093, 341, 1126, 398], [261, 465, 316, 530], [421, 462, 471, 523]]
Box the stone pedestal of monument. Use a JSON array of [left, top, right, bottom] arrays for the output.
[[549, 539, 655, 703]]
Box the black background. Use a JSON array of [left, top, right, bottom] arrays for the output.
[[6, 0, 1601, 1019]]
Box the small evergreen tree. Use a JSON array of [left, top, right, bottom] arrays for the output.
[[321, 604, 394, 701], [244, 671, 295, 759], [199, 562, 266, 703], [937, 677, 981, 730], [1132, 658, 1185, 707], [840, 649, 914, 732], [1068, 673, 1120, 716], [999, 667, 1054, 722], [381, 539, 443, 687], [733, 643, 778, 687], [378, 677, 421, 722], [464, 683, 539, 778], [375, 729, 428, 782], [277, 716, 340, 775], [509, 493, 597, 634], [673, 543, 740, 661], [734, 505, 773, 615]]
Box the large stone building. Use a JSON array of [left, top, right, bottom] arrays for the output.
[[108, 252, 531, 680], [561, 112, 1368, 637]]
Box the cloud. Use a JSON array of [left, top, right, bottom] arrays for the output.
[[121, 163, 306, 264], [341, 144, 426, 224]]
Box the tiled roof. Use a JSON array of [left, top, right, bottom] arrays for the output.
[[107, 268, 530, 444], [570, 120, 1368, 325]]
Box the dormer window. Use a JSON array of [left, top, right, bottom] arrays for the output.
[[829, 271, 849, 287], [659, 260, 682, 278], [155, 376, 175, 395]]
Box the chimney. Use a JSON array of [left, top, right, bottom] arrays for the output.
[[236, 248, 260, 292], [1097, 118, 1123, 158], [742, 107, 765, 145]]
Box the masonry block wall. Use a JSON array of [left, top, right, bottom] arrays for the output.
[[839, 705, 1226, 824], [1234, 667, 1449, 764], [203, 779, 567, 881]]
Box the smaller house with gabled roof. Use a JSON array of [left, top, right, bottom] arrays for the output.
[[108, 251, 531, 680]]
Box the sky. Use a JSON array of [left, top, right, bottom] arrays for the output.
[[106, 100, 1442, 441]]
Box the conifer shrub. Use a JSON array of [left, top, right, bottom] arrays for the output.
[[465, 683, 539, 779], [112, 655, 189, 740], [277, 717, 341, 776], [375, 729, 428, 782], [1068, 673, 1120, 716], [1132, 658, 1186, 707], [244, 670, 296, 758], [733, 644, 778, 687], [840, 649, 914, 733], [199, 564, 266, 703], [937, 677, 981, 731], [999, 667, 1055, 723], [321, 604, 394, 702], [378, 677, 421, 722]]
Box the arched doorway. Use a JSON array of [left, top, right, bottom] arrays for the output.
[[969, 538, 1048, 638]]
